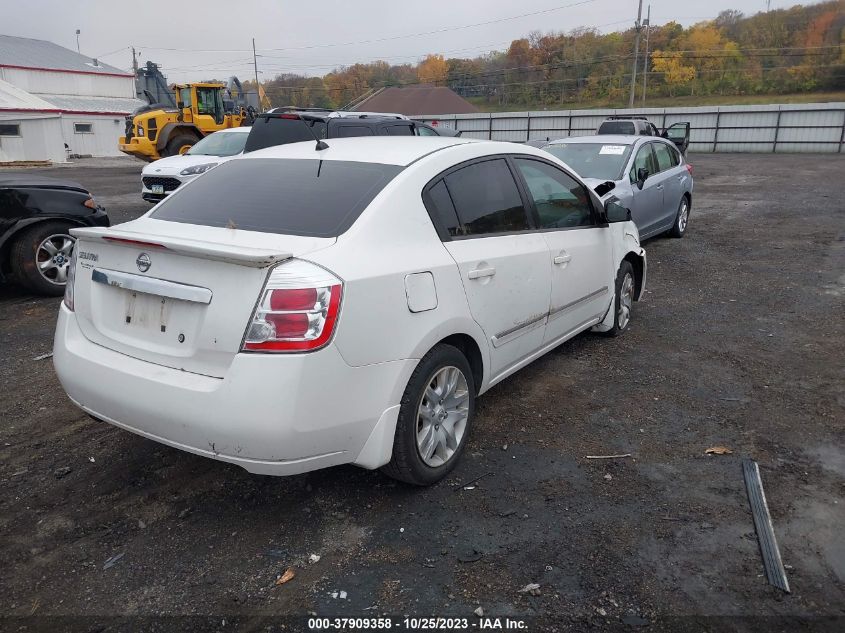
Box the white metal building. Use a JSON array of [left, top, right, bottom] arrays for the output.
[[0, 34, 143, 163]]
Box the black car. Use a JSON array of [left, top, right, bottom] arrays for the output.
[[0, 175, 109, 295], [244, 109, 460, 153]]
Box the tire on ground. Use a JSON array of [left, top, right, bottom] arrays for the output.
[[10, 221, 75, 296], [381, 343, 476, 486], [164, 133, 199, 157], [602, 259, 635, 338]]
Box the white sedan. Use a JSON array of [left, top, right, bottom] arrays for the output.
[[140, 127, 250, 203], [55, 137, 646, 485]]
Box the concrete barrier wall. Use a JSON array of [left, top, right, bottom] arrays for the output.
[[413, 103, 845, 153]]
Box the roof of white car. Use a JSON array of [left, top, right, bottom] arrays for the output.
[[547, 135, 641, 146], [238, 136, 504, 166]]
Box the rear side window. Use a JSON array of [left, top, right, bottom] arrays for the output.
[[334, 125, 375, 138], [151, 158, 402, 237], [425, 179, 461, 237], [244, 117, 317, 152], [653, 143, 674, 172], [443, 159, 528, 236], [598, 121, 635, 135], [384, 124, 414, 136]]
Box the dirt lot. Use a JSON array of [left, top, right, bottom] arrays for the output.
[[1, 154, 843, 632]]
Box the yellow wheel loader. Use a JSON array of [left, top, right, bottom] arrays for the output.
[[119, 78, 257, 162]]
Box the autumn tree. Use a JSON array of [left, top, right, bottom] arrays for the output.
[[417, 54, 448, 84]]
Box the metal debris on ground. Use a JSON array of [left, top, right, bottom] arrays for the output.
[[308, 553, 321, 564], [275, 567, 295, 586], [586, 453, 632, 459], [452, 472, 492, 492], [742, 459, 790, 593], [32, 352, 53, 361], [519, 583, 541, 596], [705, 446, 733, 455], [103, 552, 125, 570]]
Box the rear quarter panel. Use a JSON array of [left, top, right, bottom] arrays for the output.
[[306, 147, 491, 385]]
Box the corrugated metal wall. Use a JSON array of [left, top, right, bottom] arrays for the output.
[[415, 103, 845, 153], [0, 113, 65, 163]]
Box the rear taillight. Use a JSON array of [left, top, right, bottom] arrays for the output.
[[63, 244, 77, 311], [686, 164, 694, 175], [242, 260, 342, 353]]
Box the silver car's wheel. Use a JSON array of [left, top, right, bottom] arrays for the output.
[[670, 197, 690, 238], [36, 234, 76, 285], [618, 271, 635, 330], [415, 366, 470, 467]]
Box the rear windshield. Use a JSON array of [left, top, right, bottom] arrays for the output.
[[151, 158, 402, 237], [597, 121, 636, 135], [244, 117, 327, 152], [544, 143, 634, 180]]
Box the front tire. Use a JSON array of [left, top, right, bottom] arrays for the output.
[[164, 134, 198, 157], [10, 221, 75, 296], [603, 260, 635, 338], [668, 196, 690, 238], [382, 344, 476, 486]]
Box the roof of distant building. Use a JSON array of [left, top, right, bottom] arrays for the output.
[[351, 85, 479, 116], [0, 34, 131, 77]]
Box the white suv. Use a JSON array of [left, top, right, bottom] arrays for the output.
[[54, 137, 646, 485]]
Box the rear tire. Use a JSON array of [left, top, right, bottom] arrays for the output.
[[668, 196, 690, 238], [602, 260, 635, 338], [10, 221, 76, 296], [382, 344, 476, 486], [164, 134, 198, 157]]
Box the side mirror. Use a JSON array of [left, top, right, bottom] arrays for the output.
[[636, 167, 649, 190], [605, 200, 632, 223]]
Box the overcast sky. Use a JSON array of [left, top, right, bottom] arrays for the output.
[[2, 0, 822, 82]]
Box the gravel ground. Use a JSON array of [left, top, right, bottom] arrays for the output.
[[0, 153, 843, 632]]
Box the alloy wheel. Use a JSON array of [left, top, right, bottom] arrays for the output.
[[416, 366, 470, 467], [618, 272, 634, 330], [36, 234, 75, 286]]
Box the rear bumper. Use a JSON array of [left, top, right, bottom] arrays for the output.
[[53, 305, 416, 476]]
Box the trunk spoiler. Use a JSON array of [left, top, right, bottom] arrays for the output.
[[70, 226, 291, 268]]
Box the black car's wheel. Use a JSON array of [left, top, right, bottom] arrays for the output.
[[668, 196, 690, 238], [382, 344, 476, 486], [10, 221, 76, 296], [602, 260, 635, 338]]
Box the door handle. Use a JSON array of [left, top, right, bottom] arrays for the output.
[[553, 253, 572, 265], [468, 267, 496, 280]]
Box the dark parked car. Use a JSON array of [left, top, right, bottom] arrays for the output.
[[0, 175, 109, 295], [244, 109, 460, 152]]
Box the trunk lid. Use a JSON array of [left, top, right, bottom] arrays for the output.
[[70, 218, 335, 378]]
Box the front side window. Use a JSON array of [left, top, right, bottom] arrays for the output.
[[151, 158, 402, 237], [515, 159, 593, 229], [629, 144, 657, 182], [443, 159, 528, 236], [653, 143, 674, 172]]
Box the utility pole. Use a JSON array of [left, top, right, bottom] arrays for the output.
[[641, 5, 651, 106], [131, 46, 138, 75], [75, 29, 81, 54], [628, 0, 643, 108], [252, 38, 260, 109]]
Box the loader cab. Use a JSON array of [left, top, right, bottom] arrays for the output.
[[175, 83, 227, 126]]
